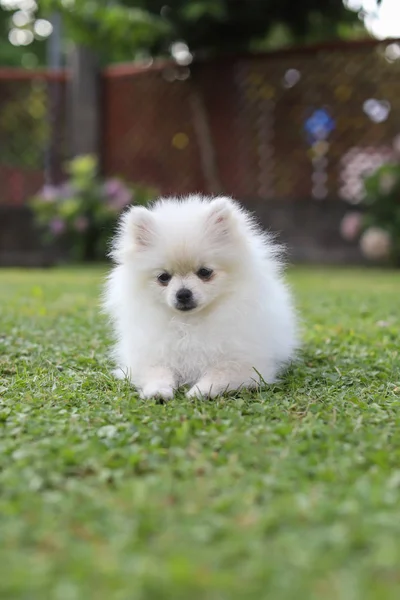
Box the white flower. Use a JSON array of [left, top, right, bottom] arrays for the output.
[[340, 212, 362, 241], [360, 227, 392, 261], [379, 172, 396, 194]]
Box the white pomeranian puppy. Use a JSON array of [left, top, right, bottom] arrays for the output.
[[103, 195, 298, 400]]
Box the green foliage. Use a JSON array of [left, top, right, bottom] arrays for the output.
[[0, 4, 46, 67], [1, 0, 381, 66], [39, 0, 365, 64], [363, 163, 400, 262], [0, 81, 49, 168], [30, 155, 156, 262], [0, 267, 399, 597], [40, 0, 171, 64]]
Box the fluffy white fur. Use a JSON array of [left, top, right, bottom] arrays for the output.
[[103, 195, 298, 400]]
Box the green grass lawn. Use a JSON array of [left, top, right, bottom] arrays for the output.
[[0, 267, 399, 600]]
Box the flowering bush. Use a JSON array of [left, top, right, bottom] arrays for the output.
[[340, 163, 400, 265], [30, 155, 156, 262]]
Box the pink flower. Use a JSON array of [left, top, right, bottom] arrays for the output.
[[41, 185, 58, 202], [58, 183, 75, 199], [50, 218, 66, 235], [74, 216, 89, 232], [340, 212, 362, 241], [104, 178, 133, 210], [104, 179, 123, 197]]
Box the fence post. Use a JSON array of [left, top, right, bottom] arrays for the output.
[[68, 45, 101, 160], [45, 11, 63, 185], [189, 80, 222, 195]]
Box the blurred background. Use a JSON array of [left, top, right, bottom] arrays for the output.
[[0, 0, 399, 266]]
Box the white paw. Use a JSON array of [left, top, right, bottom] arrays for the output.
[[113, 368, 129, 380], [140, 383, 174, 400], [187, 382, 222, 399], [186, 385, 203, 399]]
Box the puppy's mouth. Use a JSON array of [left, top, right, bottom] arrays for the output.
[[175, 302, 197, 312]]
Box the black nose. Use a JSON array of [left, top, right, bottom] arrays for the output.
[[176, 288, 193, 303]]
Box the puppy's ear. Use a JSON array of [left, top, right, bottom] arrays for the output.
[[207, 197, 237, 237], [110, 206, 155, 262], [126, 206, 155, 249]]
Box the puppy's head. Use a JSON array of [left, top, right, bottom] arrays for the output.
[[112, 196, 245, 314]]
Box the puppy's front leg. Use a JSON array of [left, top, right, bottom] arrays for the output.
[[187, 365, 259, 399], [139, 366, 176, 400]]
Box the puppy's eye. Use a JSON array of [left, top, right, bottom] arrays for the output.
[[197, 267, 213, 280], [157, 272, 172, 285]]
